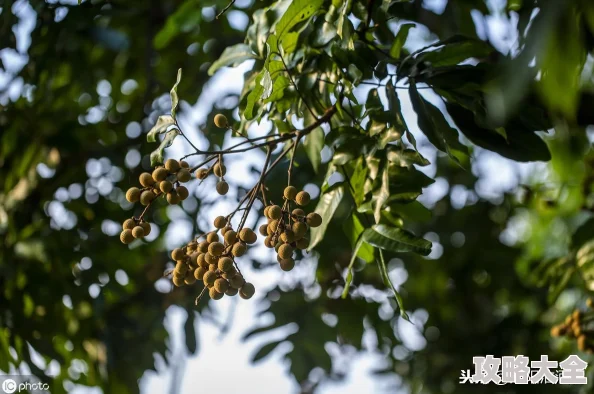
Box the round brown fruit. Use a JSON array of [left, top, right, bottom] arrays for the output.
[[160, 180, 173, 193], [209, 287, 224, 300], [120, 229, 134, 244], [171, 248, 185, 261], [203, 271, 217, 287], [176, 186, 189, 200], [152, 167, 168, 182], [213, 163, 226, 177], [132, 226, 145, 239], [184, 276, 197, 285], [214, 114, 228, 128], [198, 241, 210, 253], [194, 267, 206, 280], [295, 191, 311, 206], [165, 158, 180, 173], [139, 172, 155, 187], [292, 222, 308, 238], [292, 208, 305, 218], [280, 230, 295, 244], [224, 230, 237, 245], [278, 244, 293, 259], [284, 186, 297, 200], [208, 242, 225, 256], [296, 237, 309, 250], [239, 282, 255, 299], [126, 187, 141, 203], [196, 168, 209, 180], [180, 160, 190, 168], [214, 278, 230, 293], [225, 287, 239, 296], [123, 218, 136, 230], [268, 205, 282, 220], [218, 257, 234, 272], [232, 242, 247, 257], [259, 224, 268, 236], [140, 222, 151, 236], [177, 169, 191, 183], [240, 228, 257, 244], [173, 276, 185, 287], [140, 190, 156, 206], [206, 232, 219, 243], [205, 252, 218, 265], [229, 275, 245, 289], [306, 212, 322, 227], [280, 258, 295, 271], [214, 216, 227, 229], [216, 181, 229, 195], [166, 191, 179, 204]]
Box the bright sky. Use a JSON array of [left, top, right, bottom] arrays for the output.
[[0, 1, 549, 393]]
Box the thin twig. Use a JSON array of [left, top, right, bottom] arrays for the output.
[[216, 0, 235, 19]]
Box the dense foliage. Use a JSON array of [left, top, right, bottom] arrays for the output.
[[2, 0, 594, 393]]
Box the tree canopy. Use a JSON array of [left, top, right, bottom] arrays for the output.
[[2, 0, 594, 393]]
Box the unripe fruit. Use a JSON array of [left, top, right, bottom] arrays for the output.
[[232, 242, 247, 257], [216, 181, 229, 195], [280, 258, 295, 271], [167, 191, 180, 204], [196, 168, 209, 179], [140, 222, 151, 236], [213, 163, 226, 177], [139, 172, 155, 187], [198, 241, 210, 253], [152, 167, 168, 182], [120, 229, 134, 244], [123, 218, 136, 230], [295, 237, 309, 250], [239, 228, 257, 244], [214, 216, 227, 229], [140, 190, 156, 205], [280, 230, 295, 243], [160, 180, 173, 193], [205, 252, 218, 264], [239, 282, 255, 299], [194, 267, 206, 280], [171, 248, 185, 261], [278, 244, 293, 259], [284, 186, 297, 200], [229, 274, 245, 289], [176, 186, 189, 200], [214, 113, 228, 128], [224, 230, 237, 245], [203, 271, 217, 286], [292, 208, 305, 218], [225, 287, 239, 296], [165, 158, 180, 173], [306, 213, 322, 227], [209, 287, 224, 300], [295, 191, 311, 206], [185, 276, 197, 285], [292, 222, 308, 238], [218, 257, 234, 272], [268, 205, 282, 220], [173, 276, 185, 287], [132, 226, 145, 238], [177, 169, 191, 183], [126, 187, 141, 203], [206, 232, 219, 243], [214, 278, 230, 293], [208, 242, 225, 256], [180, 160, 190, 168]]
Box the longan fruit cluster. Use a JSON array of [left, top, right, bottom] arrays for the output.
[[261, 186, 322, 272], [551, 300, 594, 353], [120, 217, 152, 244], [169, 215, 257, 300], [194, 156, 229, 196]]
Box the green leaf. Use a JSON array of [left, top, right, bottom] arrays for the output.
[[308, 185, 344, 250], [378, 249, 409, 320], [281, 32, 300, 53], [390, 23, 414, 59], [446, 103, 551, 162], [373, 165, 390, 224], [418, 39, 494, 67], [362, 224, 432, 255], [304, 128, 324, 174], [245, 71, 265, 120], [386, 147, 429, 167], [170, 68, 182, 119], [385, 79, 409, 134], [147, 115, 175, 143], [343, 214, 374, 263], [409, 83, 468, 160], [184, 312, 197, 354], [208, 44, 258, 76], [346, 157, 367, 206], [150, 128, 180, 167], [264, 75, 290, 103], [275, 0, 324, 39], [342, 234, 364, 299], [251, 340, 285, 363]]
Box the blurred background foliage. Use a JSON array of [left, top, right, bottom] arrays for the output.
[[1, 0, 594, 393]]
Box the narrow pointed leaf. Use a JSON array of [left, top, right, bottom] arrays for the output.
[[208, 44, 258, 76], [170, 68, 182, 119], [362, 224, 431, 255], [308, 185, 344, 250], [147, 115, 175, 143], [150, 128, 179, 167], [303, 128, 324, 173]]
